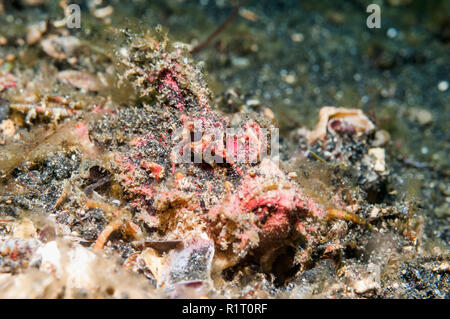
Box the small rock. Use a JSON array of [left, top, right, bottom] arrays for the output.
[[408, 107, 433, 125], [373, 129, 391, 147], [281, 73, 297, 84], [231, 57, 249, 68], [290, 33, 304, 43], [246, 99, 260, 107], [369, 207, 380, 218], [353, 278, 379, 294], [368, 148, 386, 173]]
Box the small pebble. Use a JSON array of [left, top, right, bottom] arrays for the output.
[[93, 6, 114, 19], [369, 207, 380, 218], [281, 74, 296, 84], [231, 57, 249, 67], [353, 278, 379, 294], [438, 81, 448, 92], [290, 33, 304, 43], [373, 130, 391, 147], [387, 28, 398, 38], [408, 107, 433, 125], [246, 99, 260, 107], [368, 148, 386, 173], [353, 73, 362, 82]]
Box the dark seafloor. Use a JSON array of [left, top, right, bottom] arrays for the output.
[[0, 0, 448, 298]]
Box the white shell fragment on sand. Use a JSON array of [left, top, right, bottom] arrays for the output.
[[308, 106, 375, 144]]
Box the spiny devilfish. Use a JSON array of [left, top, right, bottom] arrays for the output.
[[89, 31, 362, 275]]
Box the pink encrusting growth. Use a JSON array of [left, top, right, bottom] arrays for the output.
[[207, 158, 327, 260], [158, 68, 186, 112], [140, 160, 165, 180]]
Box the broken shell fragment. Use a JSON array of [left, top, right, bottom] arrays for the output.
[[308, 106, 375, 144], [140, 237, 214, 292], [41, 36, 81, 60], [26, 21, 47, 45], [57, 70, 102, 92], [165, 238, 214, 286]]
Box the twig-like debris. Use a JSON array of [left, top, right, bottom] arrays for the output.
[[190, 3, 242, 55], [93, 219, 123, 250]]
